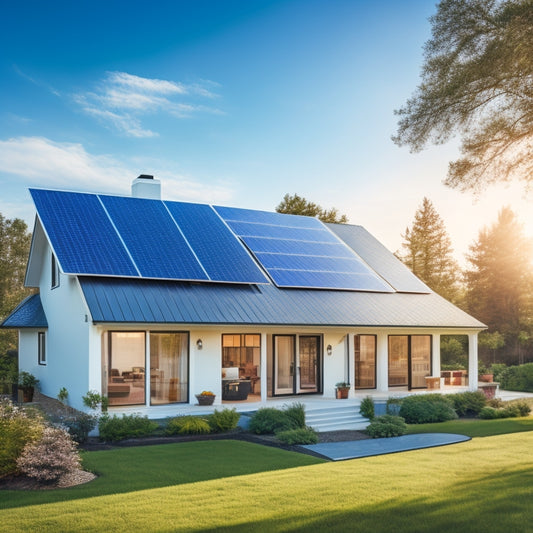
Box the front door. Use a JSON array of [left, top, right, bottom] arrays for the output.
[[274, 335, 320, 395]]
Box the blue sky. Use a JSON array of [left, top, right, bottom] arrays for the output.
[[1, 0, 531, 263]]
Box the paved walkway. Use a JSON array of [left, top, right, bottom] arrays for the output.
[[301, 433, 471, 461]]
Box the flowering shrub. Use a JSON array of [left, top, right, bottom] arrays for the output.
[[16, 426, 81, 482], [0, 398, 44, 477]]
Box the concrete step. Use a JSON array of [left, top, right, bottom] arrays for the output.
[[305, 402, 370, 432]]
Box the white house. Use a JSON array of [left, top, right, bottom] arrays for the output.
[[2, 176, 485, 416]]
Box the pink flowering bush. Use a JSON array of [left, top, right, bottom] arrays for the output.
[[0, 398, 44, 477], [16, 426, 81, 482]]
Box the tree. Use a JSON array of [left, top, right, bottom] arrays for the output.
[[276, 194, 348, 223], [398, 197, 460, 302], [465, 206, 533, 361], [0, 215, 33, 363], [393, 0, 533, 192]]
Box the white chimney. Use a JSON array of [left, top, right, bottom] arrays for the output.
[[131, 174, 161, 200]]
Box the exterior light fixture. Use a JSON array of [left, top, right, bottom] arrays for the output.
[[196, 339, 203, 350], [326, 344, 332, 356]]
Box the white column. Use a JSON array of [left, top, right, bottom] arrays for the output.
[[376, 332, 388, 392], [260, 332, 268, 402], [468, 332, 479, 391], [432, 334, 441, 377]]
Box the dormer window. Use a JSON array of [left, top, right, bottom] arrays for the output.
[[51, 253, 59, 289]]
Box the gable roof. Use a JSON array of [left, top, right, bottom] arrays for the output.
[[1, 294, 47, 329]]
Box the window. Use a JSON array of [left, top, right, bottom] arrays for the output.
[[51, 254, 59, 289], [38, 332, 46, 365], [388, 335, 432, 389], [106, 332, 146, 406], [222, 334, 260, 368], [354, 335, 376, 389], [150, 332, 189, 405]]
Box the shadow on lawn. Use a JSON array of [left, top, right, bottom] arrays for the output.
[[202, 467, 533, 532], [0, 440, 323, 510]]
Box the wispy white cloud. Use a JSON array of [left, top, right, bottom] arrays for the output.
[[73, 71, 222, 137], [0, 136, 234, 205]]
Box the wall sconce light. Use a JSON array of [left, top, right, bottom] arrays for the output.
[[326, 344, 332, 356], [196, 339, 203, 350]]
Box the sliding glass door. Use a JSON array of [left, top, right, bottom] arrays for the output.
[[388, 335, 432, 389]]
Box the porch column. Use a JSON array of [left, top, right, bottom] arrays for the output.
[[432, 334, 440, 377], [260, 332, 268, 402], [376, 332, 388, 392], [468, 332, 479, 391]]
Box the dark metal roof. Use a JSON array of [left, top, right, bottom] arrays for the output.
[[79, 277, 485, 329], [1, 294, 48, 329]]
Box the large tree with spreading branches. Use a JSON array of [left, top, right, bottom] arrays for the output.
[[393, 0, 533, 192]]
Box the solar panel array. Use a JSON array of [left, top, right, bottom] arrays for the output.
[[214, 206, 394, 292], [30, 189, 397, 292], [30, 189, 268, 284]]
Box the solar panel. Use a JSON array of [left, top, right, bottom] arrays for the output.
[[214, 205, 394, 292], [30, 189, 138, 277], [99, 195, 208, 281], [164, 201, 268, 283]]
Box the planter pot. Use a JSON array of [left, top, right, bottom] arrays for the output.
[[479, 374, 493, 383], [195, 394, 215, 406], [336, 388, 349, 399], [22, 387, 34, 403]]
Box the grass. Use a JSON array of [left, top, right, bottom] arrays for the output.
[[1, 433, 532, 532], [406, 415, 533, 438]]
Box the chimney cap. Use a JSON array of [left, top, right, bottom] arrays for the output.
[[137, 174, 154, 180]]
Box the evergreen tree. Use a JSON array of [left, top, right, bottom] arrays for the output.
[[0, 215, 33, 360], [465, 207, 533, 348], [276, 194, 348, 224], [398, 197, 460, 302]]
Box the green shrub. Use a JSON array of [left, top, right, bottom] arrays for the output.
[[360, 396, 375, 419], [447, 391, 487, 417], [82, 390, 109, 412], [478, 406, 503, 419], [0, 399, 45, 477], [249, 407, 299, 435], [487, 398, 504, 408], [283, 402, 306, 429], [166, 415, 211, 435], [508, 400, 531, 417], [276, 427, 319, 445], [399, 394, 458, 424], [366, 415, 407, 438], [98, 413, 158, 441], [60, 413, 98, 443], [490, 364, 507, 382], [207, 408, 240, 433], [16, 426, 80, 482], [499, 364, 533, 393]]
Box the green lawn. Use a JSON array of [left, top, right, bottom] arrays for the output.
[[1, 433, 532, 532], [406, 415, 533, 437]]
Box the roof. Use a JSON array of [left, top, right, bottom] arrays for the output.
[[1, 294, 48, 329], [79, 276, 485, 329]]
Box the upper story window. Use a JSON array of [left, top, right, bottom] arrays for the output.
[[51, 253, 59, 289]]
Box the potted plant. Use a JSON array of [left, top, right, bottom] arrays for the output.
[[335, 382, 350, 399], [18, 371, 39, 402], [478, 363, 493, 383], [195, 390, 216, 406]]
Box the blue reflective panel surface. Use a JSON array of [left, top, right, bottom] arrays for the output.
[[215, 203, 394, 291], [164, 201, 268, 283], [268, 269, 394, 292], [254, 253, 370, 273], [99, 195, 208, 280], [30, 189, 138, 276], [242, 237, 356, 258]]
